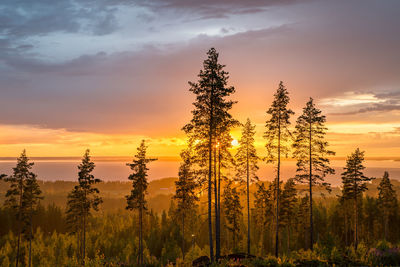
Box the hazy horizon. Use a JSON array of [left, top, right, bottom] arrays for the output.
[[1, 158, 398, 187]]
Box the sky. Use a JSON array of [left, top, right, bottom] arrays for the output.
[[0, 0, 400, 159]]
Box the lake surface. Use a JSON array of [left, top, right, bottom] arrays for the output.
[[0, 159, 398, 186]]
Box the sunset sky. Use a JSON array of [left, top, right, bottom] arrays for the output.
[[0, 0, 399, 159]]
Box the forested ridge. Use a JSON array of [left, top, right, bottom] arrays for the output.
[[1, 48, 400, 267]]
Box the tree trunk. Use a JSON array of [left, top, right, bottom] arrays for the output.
[[354, 195, 358, 250], [286, 225, 290, 255], [309, 121, 314, 251], [29, 205, 33, 267], [247, 143, 250, 255], [275, 117, 281, 258], [139, 205, 143, 266], [344, 209, 348, 247], [16, 223, 21, 267], [77, 230, 81, 263], [384, 216, 388, 241], [16, 183, 23, 267], [208, 91, 214, 263], [217, 146, 221, 258], [214, 148, 220, 260], [83, 212, 86, 266], [182, 215, 185, 260]]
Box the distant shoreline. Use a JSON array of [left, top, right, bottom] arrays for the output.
[[0, 156, 398, 162]]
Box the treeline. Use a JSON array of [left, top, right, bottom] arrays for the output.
[[0, 48, 399, 266]]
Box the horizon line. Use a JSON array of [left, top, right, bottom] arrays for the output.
[[0, 156, 398, 162]]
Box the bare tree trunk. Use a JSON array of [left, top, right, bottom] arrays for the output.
[[385, 216, 388, 240], [344, 209, 348, 247], [207, 79, 215, 263], [214, 148, 220, 260], [286, 225, 290, 255], [16, 225, 21, 267], [275, 117, 281, 257], [247, 143, 251, 255], [29, 205, 33, 267], [354, 195, 358, 250], [182, 215, 185, 260], [309, 121, 314, 251], [217, 146, 221, 257], [77, 230, 81, 263], [16, 184, 23, 267], [139, 205, 143, 266], [208, 104, 214, 263], [83, 212, 86, 266]]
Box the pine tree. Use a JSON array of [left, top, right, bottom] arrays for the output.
[[183, 48, 237, 261], [173, 142, 199, 259], [341, 148, 372, 249], [223, 180, 243, 251], [235, 118, 259, 254], [264, 81, 294, 257], [126, 140, 157, 266], [280, 178, 297, 254], [377, 171, 397, 240], [3, 150, 42, 267], [22, 166, 42, 267], [66, 149, 102, 265], [292, 98, 334, 250]]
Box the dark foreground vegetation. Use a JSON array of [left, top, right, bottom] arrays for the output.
[[0, 48, 400, 266]]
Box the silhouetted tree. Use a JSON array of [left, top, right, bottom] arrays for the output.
[[264, 81, 294, 257], [22, 164, 42, 267], [3, 150, 41, 267], [292, 98, 335, 250], [235, 118, 259, 254], [183, 48, 237, 261], [377, 171, 397, 240], [341, 148, 371, 249], [223, 180, 242, 251], [66, 149, 102, 265], [126, 140, 157, 266], [173, 142, 199, 259]]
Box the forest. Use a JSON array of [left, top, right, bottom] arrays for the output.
[[0, 48, 399, 267]]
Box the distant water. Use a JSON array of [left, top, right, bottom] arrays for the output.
[[0, 159, 398, 186]]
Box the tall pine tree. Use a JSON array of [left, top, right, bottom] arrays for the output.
[[235, 118, 259, 254], [292, 98, 334, 250], [264, 81, 294, 257], [22, 165, 42, 267], [66, 149, 102, 265], [377, 171, 398, 240], [126, 140, 157, 266], [3, 150, 42, 267], [341, 148, 371, 249], [183, 48, 237, 261], [173, 141, 199, 259]]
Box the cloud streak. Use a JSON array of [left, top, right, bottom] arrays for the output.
[[329, 91, 400, 115]]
